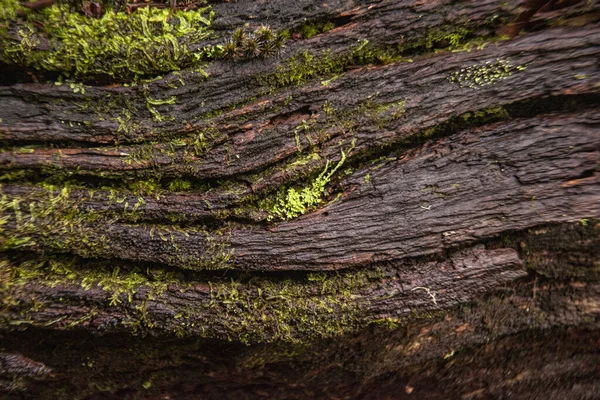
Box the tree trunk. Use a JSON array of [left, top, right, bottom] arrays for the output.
[[1, 0, 599, 398]]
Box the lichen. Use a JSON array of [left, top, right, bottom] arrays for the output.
[[448, 58, 527, 89]]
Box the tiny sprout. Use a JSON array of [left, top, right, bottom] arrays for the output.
[[222, 40, 237, 58], [232, 28, 246, 45], [242, 38, 260, 58], [274, 32, 287, 49], [224, 26, 286, 61], [255, 25, 275, 42], [260, 40, 277, 58]]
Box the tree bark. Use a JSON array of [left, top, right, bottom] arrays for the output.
[[1, 0, 599, 398]]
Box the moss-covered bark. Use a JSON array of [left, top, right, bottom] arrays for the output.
[[1, 0, 599, 398]]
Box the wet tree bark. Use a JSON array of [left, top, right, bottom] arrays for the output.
[[1, 0, 599, 399]]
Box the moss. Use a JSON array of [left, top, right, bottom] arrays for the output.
[[0, 2, 214, 82], [298, 21, 335, 39], [370, 317, 402, 329], [0, 0, 19, 21], [0, 170, 27, 182], [0, 251, 372, 343], [168, 178, 192, 192], [202, 268, 380, 344], [361, 99, 406, 128], [0, 254, 181, 310], [261, 151, 346, 221], [258, 25, 475, 91], [0, 186, 110, 258], [417, 25, 472, 51], [0, 248, 451, 345], [145, 93, 177, 122], [256, 45, 357, 89], [166, 228, 234, 271]]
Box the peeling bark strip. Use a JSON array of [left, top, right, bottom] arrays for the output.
[[1, 0, 600, 398]]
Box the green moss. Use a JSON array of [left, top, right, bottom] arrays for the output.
[[164, 228, 234, 271], [0, 252, 387, 343], [203, 268, 379, 344], [258, 25, 475, 91], [0, 170, 27, 182], [0, 0, 19, 21], [0, 254, 180, 309], [168, 178, 192, 192], [300, 24, 320, 39], [297, 20, 336, 39], [371, 317, 402, 329], [261, 151, 346, 221], [256, 41, 366, 89], [417, 25, 471, 51], [307, 23, 331, 38], [0, 186, 110, 258], [0, 247, 452, 344], [0, 3, 214, 81], [361, 99, 406, 128]]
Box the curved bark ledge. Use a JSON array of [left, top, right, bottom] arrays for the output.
[[1, 109, 597, 271], [0, 247, 526, 342], [1, 220, 598, 342], [1, 219, 598, 398], [0, 3, 597, 145], [1, 26, 599, 185]]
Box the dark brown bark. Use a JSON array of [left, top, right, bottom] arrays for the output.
[[1, 0, 599, 398]]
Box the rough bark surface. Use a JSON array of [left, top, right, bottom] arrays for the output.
[[1, 0, 599, 398]]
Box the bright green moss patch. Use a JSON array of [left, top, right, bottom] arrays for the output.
[[261, 151, 346, 221], [0, 2, 215, 81], [0, 0, 19, 20]]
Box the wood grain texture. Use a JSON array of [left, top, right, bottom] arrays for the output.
[[0, 0, 599, 398]]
